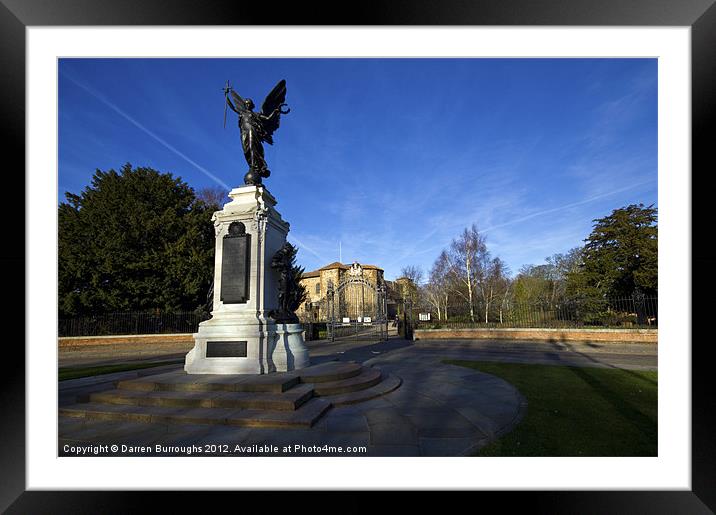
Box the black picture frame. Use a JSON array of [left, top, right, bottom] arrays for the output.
[[3, 0, 714, 512]]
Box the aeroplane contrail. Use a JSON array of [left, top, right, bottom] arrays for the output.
[[61, 71, 230, 191]]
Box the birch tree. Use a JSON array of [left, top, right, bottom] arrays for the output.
[[478, 257, 510, 323], [445, 224, 488, 323], [425, 251, 450, 321]]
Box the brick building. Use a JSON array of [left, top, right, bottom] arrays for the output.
[[297, 261, 385, 322]]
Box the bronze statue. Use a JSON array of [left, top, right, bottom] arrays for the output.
[[224, 79, 290, 186], [269, 242, 306, 324]]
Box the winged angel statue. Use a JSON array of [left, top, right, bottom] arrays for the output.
[[224, 79, 290, 186]]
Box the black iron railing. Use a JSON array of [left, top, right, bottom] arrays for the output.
[[413, 296, 657, 330], [58, 311, 210, 337]]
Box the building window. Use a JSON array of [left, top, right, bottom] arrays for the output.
[[315, 283, 321, 294]]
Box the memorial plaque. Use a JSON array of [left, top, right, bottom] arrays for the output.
[[220, 222, 250, 303], [206, 341, 248, 357]]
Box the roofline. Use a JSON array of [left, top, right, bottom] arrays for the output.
[[306, 262, 385, 273]]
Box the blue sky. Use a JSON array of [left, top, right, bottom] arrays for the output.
[[58, 58, 657, 281]]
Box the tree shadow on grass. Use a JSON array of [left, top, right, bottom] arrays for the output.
[[546, 337, 658, 387], [545, 337, 657, 439], [565, 364, 657, 445]]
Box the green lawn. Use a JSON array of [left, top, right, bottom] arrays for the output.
[[59, 360, 183, 381], [444, 360, 657, 456]]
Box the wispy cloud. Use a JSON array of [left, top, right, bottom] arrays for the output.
[[399, 178, 654, 267], [287, 233, 331, 266], [480, 179, 654, 234], [489, 226, 587, 273], [60, 71, 230, 191]]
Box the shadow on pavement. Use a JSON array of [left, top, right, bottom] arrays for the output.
[[308, 337, 414, 365]]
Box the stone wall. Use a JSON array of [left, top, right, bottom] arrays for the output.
[[302, 276, 322, 303], [321, 269, 340, 298], [413, 327, 658, 343]]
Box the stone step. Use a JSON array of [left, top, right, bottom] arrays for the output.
[[116, 371, 300, 394], [114, 361, 367, 394], [297, 361, 362, 383], [90, 383, 314, 411], [59, 397, 332, 428], [311, 367, 382, 396], [322, 374, 402, 406]]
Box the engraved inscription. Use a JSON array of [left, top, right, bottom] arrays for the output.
[[206, 341, 248, 358], [220, 222, 250, 303]]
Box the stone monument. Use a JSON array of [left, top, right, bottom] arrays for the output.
[[184, 79, 309, 374]]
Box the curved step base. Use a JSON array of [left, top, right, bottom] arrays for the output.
[[89, 383, 315, 411], [323, 374, 402, 406], [60, 361, 402, 429], [298, 361, 362, 383], [60, 397, 331, 429], [311, 367, 382, 396]]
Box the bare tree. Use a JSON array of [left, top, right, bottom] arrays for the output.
[[424, 251, 450, 321], [445, 224, 488, 323], [399, 265, 423, 306], [196, 186, 229, 209], [514, 247, 584, 307], [399, 265, 424, 286], [499, 278, 512, 324], [478, 257, 510, 323], [546, 247, 583, 302]]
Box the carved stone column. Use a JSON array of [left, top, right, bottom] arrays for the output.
[[184, 185, 309, 374]]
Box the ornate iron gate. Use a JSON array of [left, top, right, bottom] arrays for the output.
[[326, 263, 387, 342]]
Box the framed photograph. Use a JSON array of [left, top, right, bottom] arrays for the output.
[[4, 0, 714, 512]]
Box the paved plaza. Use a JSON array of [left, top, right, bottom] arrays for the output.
[[59, 337, 656, 457]]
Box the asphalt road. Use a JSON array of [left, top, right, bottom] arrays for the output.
[[308, 337, 657, 370], [59, 336, 657, 371], [411, 340, 657, 370]]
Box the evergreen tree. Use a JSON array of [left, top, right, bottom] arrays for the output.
[[570, 203, 658, 298], [285, 242, 308, 314], [58, 164, 216, 316]]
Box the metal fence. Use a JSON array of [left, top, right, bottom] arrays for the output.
[[413, 296, 657, 329], [299, 321, 328, 341], [58, 311, 210, 337]]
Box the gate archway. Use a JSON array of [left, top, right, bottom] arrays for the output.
[[326, 263, 387, 342]]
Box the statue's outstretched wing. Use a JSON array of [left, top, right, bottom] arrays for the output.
[[260, 79, 289, 142], [229, 89, 249, 113]]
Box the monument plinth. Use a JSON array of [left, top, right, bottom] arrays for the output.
[[184, 185, 310, 374]]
